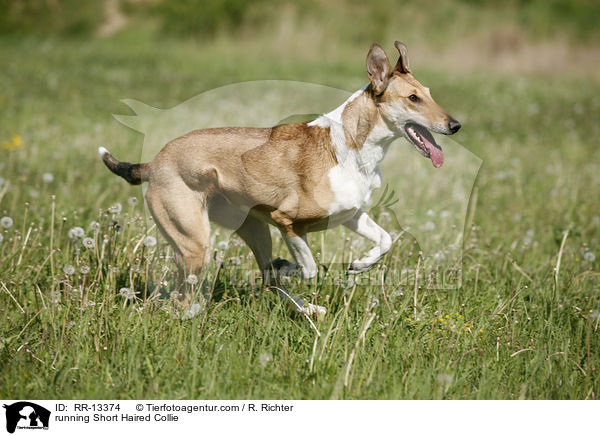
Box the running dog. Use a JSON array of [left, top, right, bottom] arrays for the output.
[[99, 41, 461, 315]]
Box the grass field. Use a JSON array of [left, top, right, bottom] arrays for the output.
[[1, 34, 599, 400]]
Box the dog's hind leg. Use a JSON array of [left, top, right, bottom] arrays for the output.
[[145, 182, 211, 300], [208, 196, 273, 272], [208, 197, 298, 281], [208, 197, 325, 316]]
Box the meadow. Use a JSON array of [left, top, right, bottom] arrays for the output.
[[0, 31, 599, 399]]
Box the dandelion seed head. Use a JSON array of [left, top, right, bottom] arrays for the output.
[[217, 240, 229, 251], [80, 265, 90, 274], [119, 287, 136, 299], [0, 216, 13, 228], [127, 197, 138, 206], [186, 274, 198, 285], [42, 172, 54, 183], [63, 265, 75, 275], [89, 221, 100, 231], [68, 226, 85, 239], [584, 251, 596, 262], [82, 237, 95, 249], [143, 235, 157, 247], [108, 203, 122, 214]]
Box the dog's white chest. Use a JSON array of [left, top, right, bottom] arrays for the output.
[[326, 161, 382, 217], [308, 85, 392, 221]]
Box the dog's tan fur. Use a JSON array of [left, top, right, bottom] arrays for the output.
[[100, 41, 460, 314]]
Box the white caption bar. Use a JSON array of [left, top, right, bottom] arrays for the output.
[[0, 400, 595, 435]]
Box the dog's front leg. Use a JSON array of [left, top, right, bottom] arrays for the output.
[[274, 233, 325, 316], [343, 208, 392, 274]]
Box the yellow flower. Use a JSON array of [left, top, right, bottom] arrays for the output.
[[2, 134, 23, 151], [445, 315, 449, 319], [479, 329, 483, 333], [458, 314, 462, 318], [425, 333, 429, 337]]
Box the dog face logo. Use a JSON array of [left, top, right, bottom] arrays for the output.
[[3, 402, 50, 433]]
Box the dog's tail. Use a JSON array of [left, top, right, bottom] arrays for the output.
[[98, 147, 149, 185]]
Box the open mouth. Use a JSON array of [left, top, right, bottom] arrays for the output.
[[404, 122, 444, 168]]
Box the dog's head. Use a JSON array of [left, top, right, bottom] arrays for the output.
[[367, 41, 461, 167]]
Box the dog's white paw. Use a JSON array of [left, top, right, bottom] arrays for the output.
[[347, 260, 376, 275], [299, 302, 327, 317]]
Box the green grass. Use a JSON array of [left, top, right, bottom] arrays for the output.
[[0, 35, 599, 399]]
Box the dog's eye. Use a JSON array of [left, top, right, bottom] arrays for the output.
[[408, 94, 420, 102]]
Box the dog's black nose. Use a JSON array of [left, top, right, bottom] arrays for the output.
[[448, 119, 461, 134]]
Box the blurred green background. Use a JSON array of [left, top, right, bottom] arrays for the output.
[[1, 0, 599, 73], [2, 0, 600, 42]]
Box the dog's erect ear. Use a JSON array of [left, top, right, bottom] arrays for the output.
[[393, 41, 411, 74], [366, 43, 393, 95]]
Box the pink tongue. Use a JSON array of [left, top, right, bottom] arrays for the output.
[[422, 135, 444, 168]]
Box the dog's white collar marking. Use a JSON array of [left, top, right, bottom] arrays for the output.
[[308, 85, 396, 215]]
